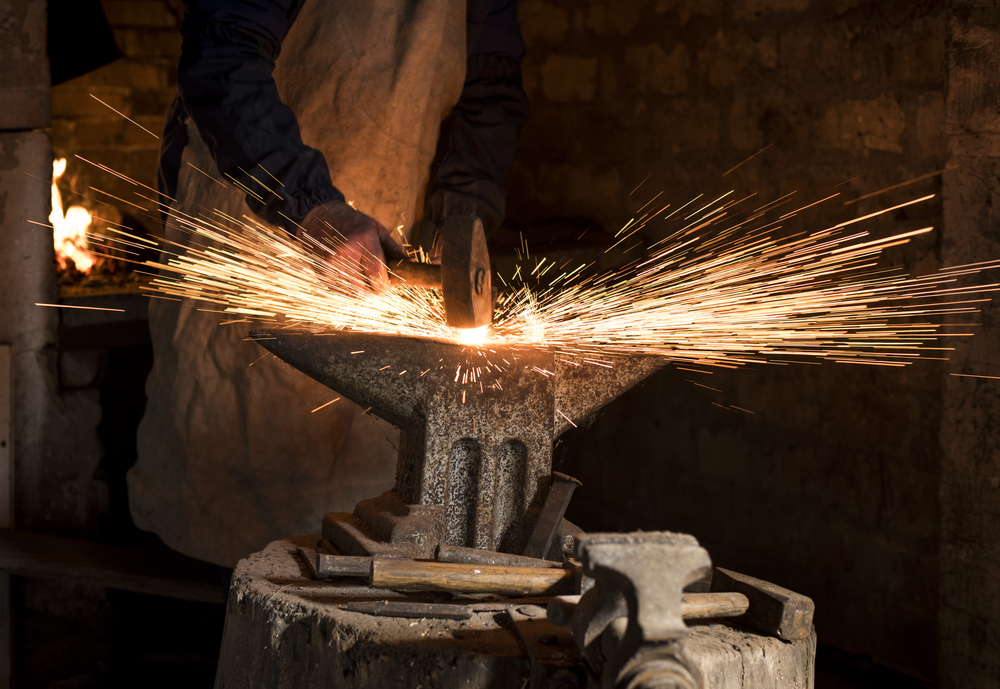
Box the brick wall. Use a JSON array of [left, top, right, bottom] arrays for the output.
[[941, 3, 1000, 686], [51, 0, 181, 235]]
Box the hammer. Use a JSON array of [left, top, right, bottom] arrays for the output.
[[388, 215, 492, 329]]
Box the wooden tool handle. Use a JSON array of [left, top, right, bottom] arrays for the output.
[[370, 558, 575, 596], [680, 592, 749, 619], [388, 261, 441, 289], [547, 592, 750, 626]]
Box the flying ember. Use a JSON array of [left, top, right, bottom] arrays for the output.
[[136, 188, 1000, 375], [48, 149, 998, 376]]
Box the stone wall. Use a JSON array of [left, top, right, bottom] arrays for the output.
[[0, 0, 56, 529], [507, 0, 948, 682], [20, 2, 184, 543], [8, 3, 184, 687], [0, 0, 49, 130], [941, 4, 1000, 686]]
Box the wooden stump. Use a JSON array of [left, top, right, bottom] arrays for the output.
[[215, 537, 815, 689]]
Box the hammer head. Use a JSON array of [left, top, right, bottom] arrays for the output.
[[710, 567, 815, 640], [439, 216, 492, 329]]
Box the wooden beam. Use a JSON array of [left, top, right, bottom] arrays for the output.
[[0, 529, 226, 605]]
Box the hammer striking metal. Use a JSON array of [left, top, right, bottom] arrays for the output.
[[388, 215, 493, 329]]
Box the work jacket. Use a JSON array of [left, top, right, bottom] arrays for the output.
[[161, 0, 528, 242]]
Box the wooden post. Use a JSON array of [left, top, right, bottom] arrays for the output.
[[0, 343, 12, 688]]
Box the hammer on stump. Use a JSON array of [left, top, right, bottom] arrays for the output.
[[546, 566, 815, 641]]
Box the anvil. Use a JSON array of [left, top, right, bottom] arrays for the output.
[[253, 329, 663, 559]]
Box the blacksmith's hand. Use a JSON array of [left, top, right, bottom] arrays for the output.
[[297, 202, 407, 292]]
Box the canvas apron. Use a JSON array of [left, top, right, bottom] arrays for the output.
[[129, 0, 467, 567]]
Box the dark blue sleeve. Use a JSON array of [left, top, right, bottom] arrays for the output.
[[177, 0, 344, 233], [422, 0, 529, 244], [466, 0, 524, 59]]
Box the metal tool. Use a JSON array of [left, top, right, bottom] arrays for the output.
[[295, 544, 370, 579], [388, 215, 492, 329], [346, 600, 472, 620], [523, 472, 582, 560], [547, 573, 813, 635], [710, 567, 814, 640], [569, 532, 712, 689], [242, 335, 819, 688], [251, 330, 663, 560], [544, 533, 816, 689]]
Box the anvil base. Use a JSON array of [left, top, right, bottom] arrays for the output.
[[322, 489, 580, 560], [214, 537, 817, 689]]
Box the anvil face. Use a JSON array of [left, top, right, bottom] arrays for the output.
[[252, 330, 663, 555]]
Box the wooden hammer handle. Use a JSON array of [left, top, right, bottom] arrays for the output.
[[680, 592, 750, 619], [388, 261, 441, 289], [547, 592, 750, 626], [370, 558, 575, 596]]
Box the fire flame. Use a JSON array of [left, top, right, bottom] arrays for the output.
[[50, 158, 96, 272]]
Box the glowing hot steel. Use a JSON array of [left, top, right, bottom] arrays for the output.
[[50, 158, 98, 273], [457, 325, 490, 345]]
